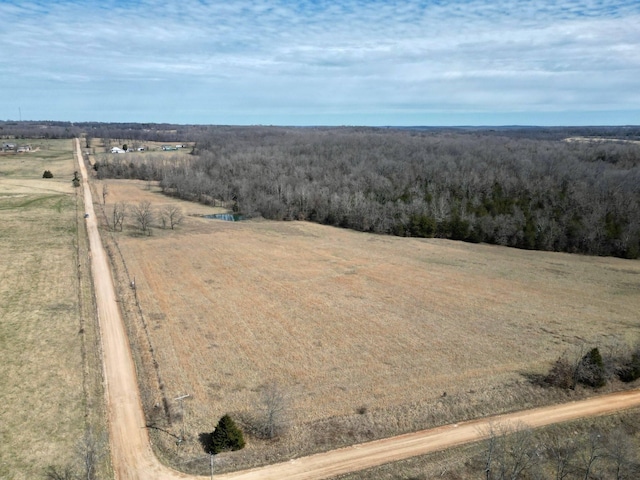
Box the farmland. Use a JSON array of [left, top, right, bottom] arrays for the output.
[[1, 132, 639, 478], [98, 176, 640, 474], [0, 140, 109, 479]]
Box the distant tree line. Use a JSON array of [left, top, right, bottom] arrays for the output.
[[0, 120, 81, 139], [95, 127, 640, 258], [0, 120, 204, 142]]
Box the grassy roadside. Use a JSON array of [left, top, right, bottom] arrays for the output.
[[0, 140, 111, 479]]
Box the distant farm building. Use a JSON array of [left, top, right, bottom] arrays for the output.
[[110, 147, 126, 154], [17, 145, 31, 153]]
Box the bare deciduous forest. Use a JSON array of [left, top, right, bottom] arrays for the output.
[[90, 126, 640, 258]]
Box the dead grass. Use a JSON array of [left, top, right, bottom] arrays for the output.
[[0, 140, 110, 479], [96, 178, 640, 475]]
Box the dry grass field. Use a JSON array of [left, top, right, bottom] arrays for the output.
[[0, 140, 109, 479], [96, 177, 640, 474]]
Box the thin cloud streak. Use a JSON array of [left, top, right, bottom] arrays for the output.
[[0, 0, 638, 124]]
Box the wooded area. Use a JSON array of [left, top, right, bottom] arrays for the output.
[[3, 121, 638, 257], [92, 126, 640, 259]]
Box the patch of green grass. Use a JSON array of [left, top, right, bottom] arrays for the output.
[[53, 197, 65, 213], [0, 194, 72, 211], [17, 194, 60, 209]]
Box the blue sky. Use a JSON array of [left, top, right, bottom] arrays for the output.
[[1, 0, 639, 126]]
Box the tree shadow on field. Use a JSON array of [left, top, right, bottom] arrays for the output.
[[198, 432, 214, 454], [521, 370, 550, 387]]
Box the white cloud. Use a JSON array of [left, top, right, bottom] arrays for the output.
[[0, 0, 639, 124]]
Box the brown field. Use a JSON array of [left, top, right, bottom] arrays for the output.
[[0, 140, 109, 479], [96, 177, 640, 474]]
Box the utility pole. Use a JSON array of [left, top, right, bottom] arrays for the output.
[[210, 453, 214, 480], [174, 394, 190, 443]]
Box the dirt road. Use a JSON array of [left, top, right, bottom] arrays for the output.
[[77, 139, 190, 479], [75, 138, 640, 480]]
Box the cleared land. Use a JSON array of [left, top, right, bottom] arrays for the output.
[[94, 176, 640, 474], [0, 140, 108, 479]]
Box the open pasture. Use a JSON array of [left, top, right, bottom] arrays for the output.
[[101, 179, 640, 471], [0, 139, 108, 479]]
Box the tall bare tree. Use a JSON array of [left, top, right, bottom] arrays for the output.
[[579, 429, 604, 480], [483, 422, 539, 480], [545, 428, 578, 480], [112, 201, 128, 232], [132, 201, 154, 235], [258, 382, 289, 440], [161, 205, 183, 230], [76, 428, 104, 480]]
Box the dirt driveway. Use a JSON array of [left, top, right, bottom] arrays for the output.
[[75, 139, 640, 480]]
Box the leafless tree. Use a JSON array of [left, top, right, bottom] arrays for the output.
[[161, 205, 183, 230], [91, 126, 640, 258], [483, 422, 540, 480], [484, 424, 499, 480], [258, 382, 289, 440], [579, 429, 604, 480], [545, 428, 579, 480], [132, 201, 154, 235], [112, 202, 128, 232], [44, 465, 76, 480], [544, 355, 578, 390], [76, 428, 104, 480], [605, 426, 639, 480]]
